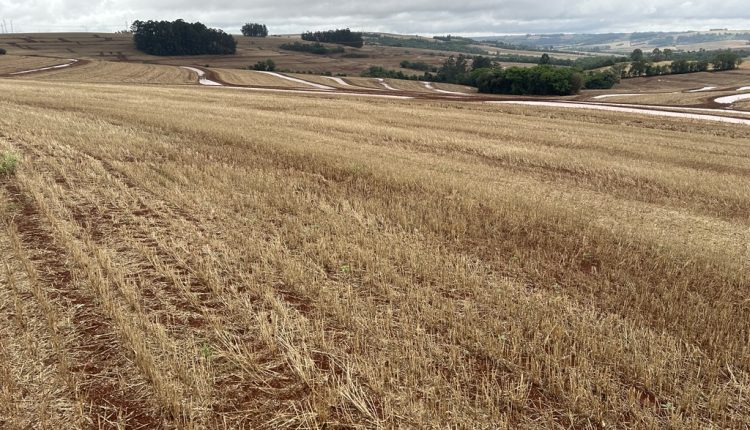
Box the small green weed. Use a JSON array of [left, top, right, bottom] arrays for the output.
[[0, 151, 20, 175]]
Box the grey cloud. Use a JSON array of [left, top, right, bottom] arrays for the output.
[[0, 0, 748, 34]]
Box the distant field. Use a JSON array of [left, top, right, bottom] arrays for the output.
[[14, 60, 194, 85], [610, 69, 750, 92], [584, 91, 729, 106], [0, 32, 507, 76], [479, 30, 750, 54], [0, 77, 749, 428], [576, 66, 750, 109]]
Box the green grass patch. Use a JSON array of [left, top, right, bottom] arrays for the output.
[[0, 151, 20, 175]]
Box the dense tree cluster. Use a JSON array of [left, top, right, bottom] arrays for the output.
[[472, 56, 494, 69], [623, 48, 743, 77], [712, 50, 744, 70], [131, 20, 236, 56], [301, 29, 363, 48], [473, 66, 584, 96], [279, 42, 344, 55], [583, 69, 620, 89], [435, 55, 471, 83], [433, 54, 495, 83], [669, 60, 709, 74], [241, 23, 268, 37]]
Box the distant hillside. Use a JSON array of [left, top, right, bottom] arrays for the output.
[[475, 30, 750, 54], [0, 32, 593, 76]]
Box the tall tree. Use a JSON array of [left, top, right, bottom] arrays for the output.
[[630, 48, 644, 62]]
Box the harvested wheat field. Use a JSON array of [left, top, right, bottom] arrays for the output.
[[14, 60, 195, 85], [0, 77, 749, 429], [0, 55, 74, 75], [211, 68, 322, 88]]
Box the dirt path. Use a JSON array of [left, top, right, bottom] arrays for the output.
[[180, 66, 222, 86], [376, 78, 397, 91], [324, 76, 352, 87], [6, 59, 80, 76], [489, 100, 750, 125], [256, 71, 334, 90], [421, 81, 466, 95]]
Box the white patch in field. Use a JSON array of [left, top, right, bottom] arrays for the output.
[[9, 59, 78, 75], [488, 101, 750, 125], [687, 86, 717, 92], [181, 67, 222, 86], [421, 81, 465, 95], [715, 93, 750, 104], [256, 71, 334, 89]]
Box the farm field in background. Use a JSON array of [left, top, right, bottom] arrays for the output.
[[0, 32, 590, 76]]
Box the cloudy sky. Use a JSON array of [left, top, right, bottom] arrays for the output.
[[0, 0, 749, 35]]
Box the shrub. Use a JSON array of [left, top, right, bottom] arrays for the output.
[[0, 48, 6, 55], [251, 59, 276, 71], [0, 151, 19, 175]]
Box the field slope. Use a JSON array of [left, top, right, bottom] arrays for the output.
[[0, 78, 748, 429]]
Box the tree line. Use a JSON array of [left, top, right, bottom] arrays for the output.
[[131, 20, 236, 56], [280, 42, 344, 55], [624, 48, 743, 77], [301, 29, 363, 48], [473, 66, 583, 96], [365, 54, 587, 96]]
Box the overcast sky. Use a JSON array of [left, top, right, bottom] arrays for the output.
[[0, 0, 749, 35]]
